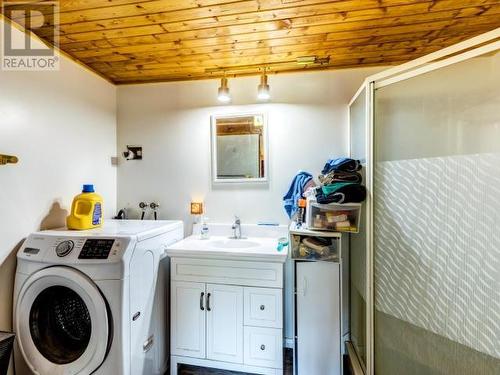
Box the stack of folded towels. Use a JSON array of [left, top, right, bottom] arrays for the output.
[[315, 158, 366, 204]]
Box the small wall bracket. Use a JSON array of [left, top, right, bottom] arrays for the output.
[[123, 145, 142, 160], [0, 154, 18, 165]]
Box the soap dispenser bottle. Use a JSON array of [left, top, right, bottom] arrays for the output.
[[200, 217, 210, 239]]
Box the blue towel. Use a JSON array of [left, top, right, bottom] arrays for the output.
[[283, 171, 312, 219], [321, 158, 361, 175]]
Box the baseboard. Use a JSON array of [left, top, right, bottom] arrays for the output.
[[171, 355, 282, 375]]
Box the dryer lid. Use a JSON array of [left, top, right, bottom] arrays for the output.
[[15, 267, 110, 375]]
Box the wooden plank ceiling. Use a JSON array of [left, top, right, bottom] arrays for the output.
[[2, 0, 500, 84]]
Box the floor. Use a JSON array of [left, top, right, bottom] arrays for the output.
[[178, 348, 293, 375]]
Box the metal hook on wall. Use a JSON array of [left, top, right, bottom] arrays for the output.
[[139, 202, 148, 220], [150, 202, 160, 220], [0, 154, 18, 166]]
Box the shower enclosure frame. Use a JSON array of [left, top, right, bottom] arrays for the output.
[[347, 27, 500, 375]]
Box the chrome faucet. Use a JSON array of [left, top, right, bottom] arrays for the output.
[[231, 216, 242, 239]]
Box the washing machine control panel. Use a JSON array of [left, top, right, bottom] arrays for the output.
[[19, 235, 130, 264], [78, 239, 115, 259]]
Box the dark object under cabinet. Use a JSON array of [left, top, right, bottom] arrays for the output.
[[0, 332, 14, 375]]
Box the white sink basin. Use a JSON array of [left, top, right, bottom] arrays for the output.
[[166, 223, 288, 262], [209, 239, 260, 249]]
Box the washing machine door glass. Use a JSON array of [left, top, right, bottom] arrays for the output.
[[16, 267, 111, 375], [29, 285, 92, 364]]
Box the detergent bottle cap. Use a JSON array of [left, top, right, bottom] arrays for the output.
[[82, 184, 95, 193]]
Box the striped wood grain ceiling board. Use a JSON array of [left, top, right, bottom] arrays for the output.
[[2, 0, 500, 84]]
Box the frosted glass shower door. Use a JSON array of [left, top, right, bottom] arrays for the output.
[[349, 86, 369, 370], [373, 50, 500, 374]]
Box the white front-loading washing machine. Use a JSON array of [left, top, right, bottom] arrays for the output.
[[13, 219, 183, 375]]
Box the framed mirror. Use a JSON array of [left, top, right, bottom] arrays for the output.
[[211, 113, 268, 184]]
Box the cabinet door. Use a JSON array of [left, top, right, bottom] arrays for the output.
[[296, 262, 341, 375], [206, 284, 244, 363], [171, 281, 206, 358]]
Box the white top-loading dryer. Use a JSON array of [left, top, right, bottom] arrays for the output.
[[13, 220, 183, 375]]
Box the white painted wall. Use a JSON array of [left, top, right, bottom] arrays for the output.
[[0, 19, 116, 351], [117, 68, 381, 228]]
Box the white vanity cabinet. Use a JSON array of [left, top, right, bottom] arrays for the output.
[[171, 281, 244, 363], [169, 257, 285, 375]]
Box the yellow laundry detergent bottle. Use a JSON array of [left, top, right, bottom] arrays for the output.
[[67, 184, 103, 230]]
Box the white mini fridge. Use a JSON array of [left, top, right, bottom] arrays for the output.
[[290, 225, 349, 375]]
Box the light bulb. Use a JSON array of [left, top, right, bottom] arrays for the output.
[[257, 72, 270, 101], [217, 77, 231, 103], [257, 88, 270, 101]]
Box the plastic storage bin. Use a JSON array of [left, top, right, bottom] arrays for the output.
[[305, 198, 361, 233], [290, 226, 341, 262]]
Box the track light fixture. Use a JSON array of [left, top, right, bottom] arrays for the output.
[[257, 70, 270, 101], [216, 70, 270, 103], [217, 76, 231, 103]]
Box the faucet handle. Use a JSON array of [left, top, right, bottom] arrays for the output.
[[234, 215, 241, 224]]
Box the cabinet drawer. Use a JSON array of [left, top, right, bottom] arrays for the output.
[[244, 288, 282, 328], [171, 258, 283, 288], [244, 327, 283, 369]]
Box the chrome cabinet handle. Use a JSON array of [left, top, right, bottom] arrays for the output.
[[200, 292, 205, 311], [260, 344, 266, 351], [207, 293, 212, 311], [260, 305, 265, 311]]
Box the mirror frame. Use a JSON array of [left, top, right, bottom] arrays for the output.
[[211, 113, 269, 184]]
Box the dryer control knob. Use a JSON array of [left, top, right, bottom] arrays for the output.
[[56, 240, 74, 257]]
